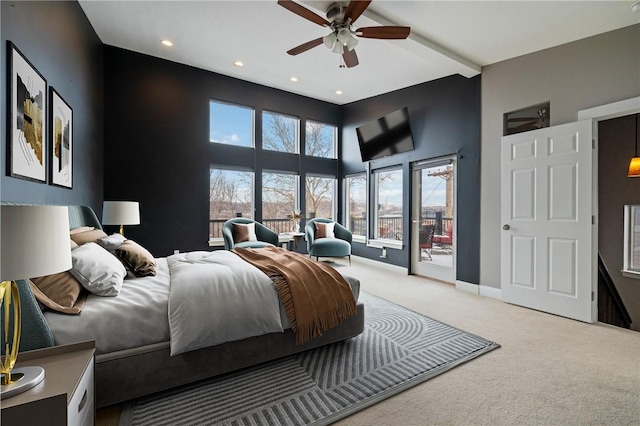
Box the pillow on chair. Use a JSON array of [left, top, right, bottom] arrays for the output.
[[233, 223, 258, 243], [315, 222, 335, 239]]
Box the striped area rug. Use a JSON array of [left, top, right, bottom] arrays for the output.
[[120, 292, 499, 426]]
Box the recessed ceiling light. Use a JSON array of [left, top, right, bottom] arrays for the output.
[[336, 90, 343, 95], [161, 39, 173, 47], [290, 77, 298, 82], [234, 60, 244, 67]]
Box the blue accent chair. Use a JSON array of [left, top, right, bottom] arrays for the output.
[[222, 218, 279, 250], [305, 218, 352, 264]]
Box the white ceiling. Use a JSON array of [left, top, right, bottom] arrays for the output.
[[78, 1, 639, 105]]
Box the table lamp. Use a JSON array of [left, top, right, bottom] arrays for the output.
[[102, 201, 140, 235], [1, 205, 72, 399]]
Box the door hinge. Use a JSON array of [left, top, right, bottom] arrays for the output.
[[592, 139, 595, 149], [592, 215, 595, 225], [591, 291, 595, 301]]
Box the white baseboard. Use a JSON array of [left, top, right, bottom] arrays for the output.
[[479, 285, 502, 300], [351, 255, 408, 274], [455, 280, 479, 294], [456, 281, 502, 300]]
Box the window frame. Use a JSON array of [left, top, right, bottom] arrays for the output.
[[262, 110, 300, 154], [209, 99, 255, 148], [208, 166, 255, 245], [369, 166, 404, 250], [261, 170, 300, 234], [305, 120, 337, 159], [345, 173, 367, 243], [305, 174, 337, 221]]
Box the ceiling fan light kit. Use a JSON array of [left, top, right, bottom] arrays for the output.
[[278, 0, 410, 68]]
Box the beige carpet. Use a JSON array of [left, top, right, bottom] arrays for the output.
[[98, 257, 640, 426], [331, 258, 640, 426]]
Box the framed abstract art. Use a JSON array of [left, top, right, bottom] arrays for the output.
[[7, 41, 47, 182], [49, 87, 73, 188]]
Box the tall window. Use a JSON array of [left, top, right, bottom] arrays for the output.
[[209, 168, 254, 239], [346, 174, 367, 237], [262, 171, 298, 234], [374, 168, 403, 241], [305, 175, 336, 220], [263, 111, 299, 153], [209, 100, 254, 147], [305, 121, 336, 158], [624, 204, 640, 277]]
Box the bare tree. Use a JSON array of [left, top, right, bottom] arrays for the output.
[[306, 122, 333, 157], [305, 176, 334, 218], [262, 172, 296, 219], [263, 114, 296, 152], [209, 169, 252, 218]]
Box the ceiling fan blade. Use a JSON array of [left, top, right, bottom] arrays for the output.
[[356, 26, 411, 39], [344, 0, 371, 24], [287, 37, 324, 55], [514, 121, 539, 131], [277, 0, 329, 26], [343, 48, 359, 68]]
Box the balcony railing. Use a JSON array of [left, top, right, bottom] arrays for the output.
[[211, 216, 453, 240], [348, 216, 453, 240], [210, 218, 296, 239]]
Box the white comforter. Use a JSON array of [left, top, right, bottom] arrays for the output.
[[167, 251, 284, 356]]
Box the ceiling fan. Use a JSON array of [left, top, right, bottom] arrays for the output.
[[277, 0, 410, 68]]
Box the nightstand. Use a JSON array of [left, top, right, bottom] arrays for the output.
[[1, 341, 95, 426]]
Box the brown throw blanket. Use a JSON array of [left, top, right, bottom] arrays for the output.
[[232, 246, 357, 345]]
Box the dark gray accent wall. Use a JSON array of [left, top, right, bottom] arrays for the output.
[[103, 46, 341, 256], [1, 1, 103, 207], [341, 75, 482, 283]]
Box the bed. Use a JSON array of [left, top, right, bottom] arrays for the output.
[[17, 205, 365, 408]]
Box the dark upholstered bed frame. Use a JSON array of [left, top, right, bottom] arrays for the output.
[[15, 205, 366, 408]]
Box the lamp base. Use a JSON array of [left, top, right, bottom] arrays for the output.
[[1, 366, 45, 399]]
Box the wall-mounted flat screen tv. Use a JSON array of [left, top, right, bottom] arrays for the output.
[[356, 107, 415, 162]]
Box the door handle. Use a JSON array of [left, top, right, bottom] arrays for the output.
[[502, 224, 510, 231]]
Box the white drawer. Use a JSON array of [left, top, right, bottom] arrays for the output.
[[67, 356, 95, 426]]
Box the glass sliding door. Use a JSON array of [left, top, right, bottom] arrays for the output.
[[411, 157, 456, 283]]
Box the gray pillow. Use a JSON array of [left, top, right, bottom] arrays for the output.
[[69, 242, 126, 296]]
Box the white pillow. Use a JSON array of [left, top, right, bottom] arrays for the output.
[[324, 222, 335, 238], [69, 242, 126, 296], [233, 222, 258, 242]]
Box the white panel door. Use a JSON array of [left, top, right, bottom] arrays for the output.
[[501, 120, 595, 323]]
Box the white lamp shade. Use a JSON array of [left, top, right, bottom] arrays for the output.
[[323, 32, 337, 49], [102, 201, 140, 226], [1, 206, 72, 280]]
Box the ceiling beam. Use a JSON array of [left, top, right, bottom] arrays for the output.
[[362, 8, 481, 78]]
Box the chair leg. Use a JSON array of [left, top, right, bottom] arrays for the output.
[[421, 248, 432, 261]]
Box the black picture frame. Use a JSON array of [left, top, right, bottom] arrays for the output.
[[7, 41, 47, 183], [49, 87, 73, 189]]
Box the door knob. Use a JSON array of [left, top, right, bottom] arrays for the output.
[[502, 224, 510, 231]]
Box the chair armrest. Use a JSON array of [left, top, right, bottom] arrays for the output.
[[222, 225, 235, 250], [334, 223, 353, 244]]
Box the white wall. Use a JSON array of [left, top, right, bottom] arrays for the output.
[[480, 24, 640, 288]]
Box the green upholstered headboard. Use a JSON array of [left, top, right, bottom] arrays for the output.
[[1, 204, 102, 352]]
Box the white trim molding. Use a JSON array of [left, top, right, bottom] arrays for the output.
[[352, 255, 408, 274], [455, 280, 479, 295], [456, 280, 502, 300], [479, 285, 502, 300], [578, 97, 640, 121]]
